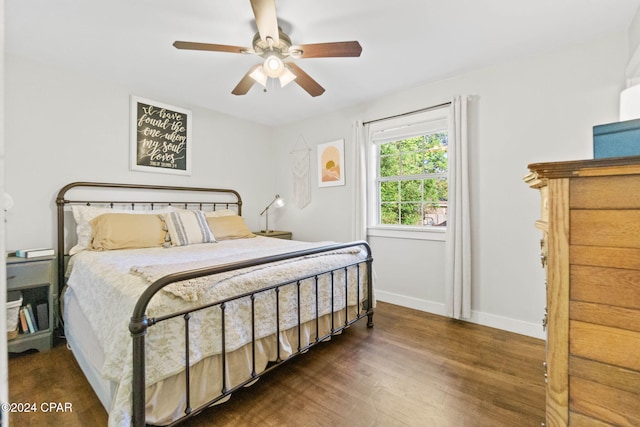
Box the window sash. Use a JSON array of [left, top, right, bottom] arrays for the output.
[[376, 175, 448, 227], [377, 172, 446, 182]]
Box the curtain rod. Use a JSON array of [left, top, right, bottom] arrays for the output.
[[363, 101, 452, 125]]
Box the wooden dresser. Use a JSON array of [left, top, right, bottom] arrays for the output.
[[525, 157, 640, 427]]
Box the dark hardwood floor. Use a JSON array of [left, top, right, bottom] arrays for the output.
[[8, 301, 545, 426]]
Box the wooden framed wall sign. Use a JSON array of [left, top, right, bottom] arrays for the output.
[[317, 139, 345, 187], [130, 96, 192, 175]]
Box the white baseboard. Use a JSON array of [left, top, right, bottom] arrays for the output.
[[468, 310, 545, 340], [375, 290, 447, 316], [375, 290, 545, 340]]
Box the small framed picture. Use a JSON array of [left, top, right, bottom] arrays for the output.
[[130, 96, 192, 175], [317, 139, 345, 187]]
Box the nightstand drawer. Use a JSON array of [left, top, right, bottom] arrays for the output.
[[7, 261, 53, 289]]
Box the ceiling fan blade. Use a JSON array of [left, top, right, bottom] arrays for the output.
[[231, 64, 261, 95], [292, 41, 362, 58], [250, 0, 280, 45], [173, 41, 250, 54], [286, 63, 325, 97]]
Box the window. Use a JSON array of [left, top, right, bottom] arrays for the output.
[[369, 106, 450, 230], [378, 133, 448, 226]]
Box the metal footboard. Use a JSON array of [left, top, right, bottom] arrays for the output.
[[128, 241, 374, 427]]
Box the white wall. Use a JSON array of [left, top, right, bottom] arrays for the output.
[[627, 5, 640, 83], [4, 54, 278, 251], [271, 32, 628, 338]]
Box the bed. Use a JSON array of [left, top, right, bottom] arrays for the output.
[[55, 182, 374, 427]]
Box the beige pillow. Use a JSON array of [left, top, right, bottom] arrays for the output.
[[206, 215, 256, 240], [90, 213, 167, 251], [70, 205, 175, 255], [203, 209, 238, 218]]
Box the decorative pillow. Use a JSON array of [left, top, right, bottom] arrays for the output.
[[161, 210, 216, 246], [203, 209, 238, 218], [70, 205, 175, 255], [206, 215, 256, 240], [90, 213, 166, 251]]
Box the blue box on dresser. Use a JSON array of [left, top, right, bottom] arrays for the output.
[[593, 118, 640, 158]]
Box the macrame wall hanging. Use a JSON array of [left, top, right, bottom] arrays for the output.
[[290, 135, 311, 209]]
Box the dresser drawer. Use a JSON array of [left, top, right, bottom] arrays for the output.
[[7, 260, 53, 288]]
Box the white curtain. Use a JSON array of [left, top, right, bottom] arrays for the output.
[[352, 120, 377, 308], [445, 95, 472, 319], [352, 120, 368, 241]]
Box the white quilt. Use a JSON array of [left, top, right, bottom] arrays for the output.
[[65, 237, 369, 427]]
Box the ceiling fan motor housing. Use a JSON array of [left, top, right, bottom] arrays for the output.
[[252, 27, 294, 58]]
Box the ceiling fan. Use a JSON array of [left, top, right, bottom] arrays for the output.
[[173, 0, 362, 97]]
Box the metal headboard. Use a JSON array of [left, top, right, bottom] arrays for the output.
[[55, 181, 243, 293]]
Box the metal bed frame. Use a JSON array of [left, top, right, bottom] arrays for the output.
[[56, 182, 374, 427]]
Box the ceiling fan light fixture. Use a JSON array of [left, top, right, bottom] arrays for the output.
[[278, 66, 297, 88], [263, 54, 284, 78], [249, 66, 268, 87]]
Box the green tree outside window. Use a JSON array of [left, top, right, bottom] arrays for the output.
[[378, 133, 448, 226]]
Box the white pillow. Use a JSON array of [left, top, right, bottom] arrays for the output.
[[161, 210, 216, 246], [70, 205, 175, 255]]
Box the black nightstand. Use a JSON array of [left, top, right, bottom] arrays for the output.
[[6, 255, 57, 352], [253, 230, 292, 240]]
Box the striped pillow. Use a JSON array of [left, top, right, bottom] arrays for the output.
[[161, 210, 216, 246]]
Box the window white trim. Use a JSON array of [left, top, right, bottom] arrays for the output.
[[367, 225, 446, 241], [371, 118, 448, 144], [366, 106, 450, 230]]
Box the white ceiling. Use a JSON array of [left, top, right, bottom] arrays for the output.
[[6, 0, 640, 127]]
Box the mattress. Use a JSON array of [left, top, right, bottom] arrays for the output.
[[64, 237, 369, 426]]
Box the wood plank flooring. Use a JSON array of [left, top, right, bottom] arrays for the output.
[[8, 301, 545, 426]]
